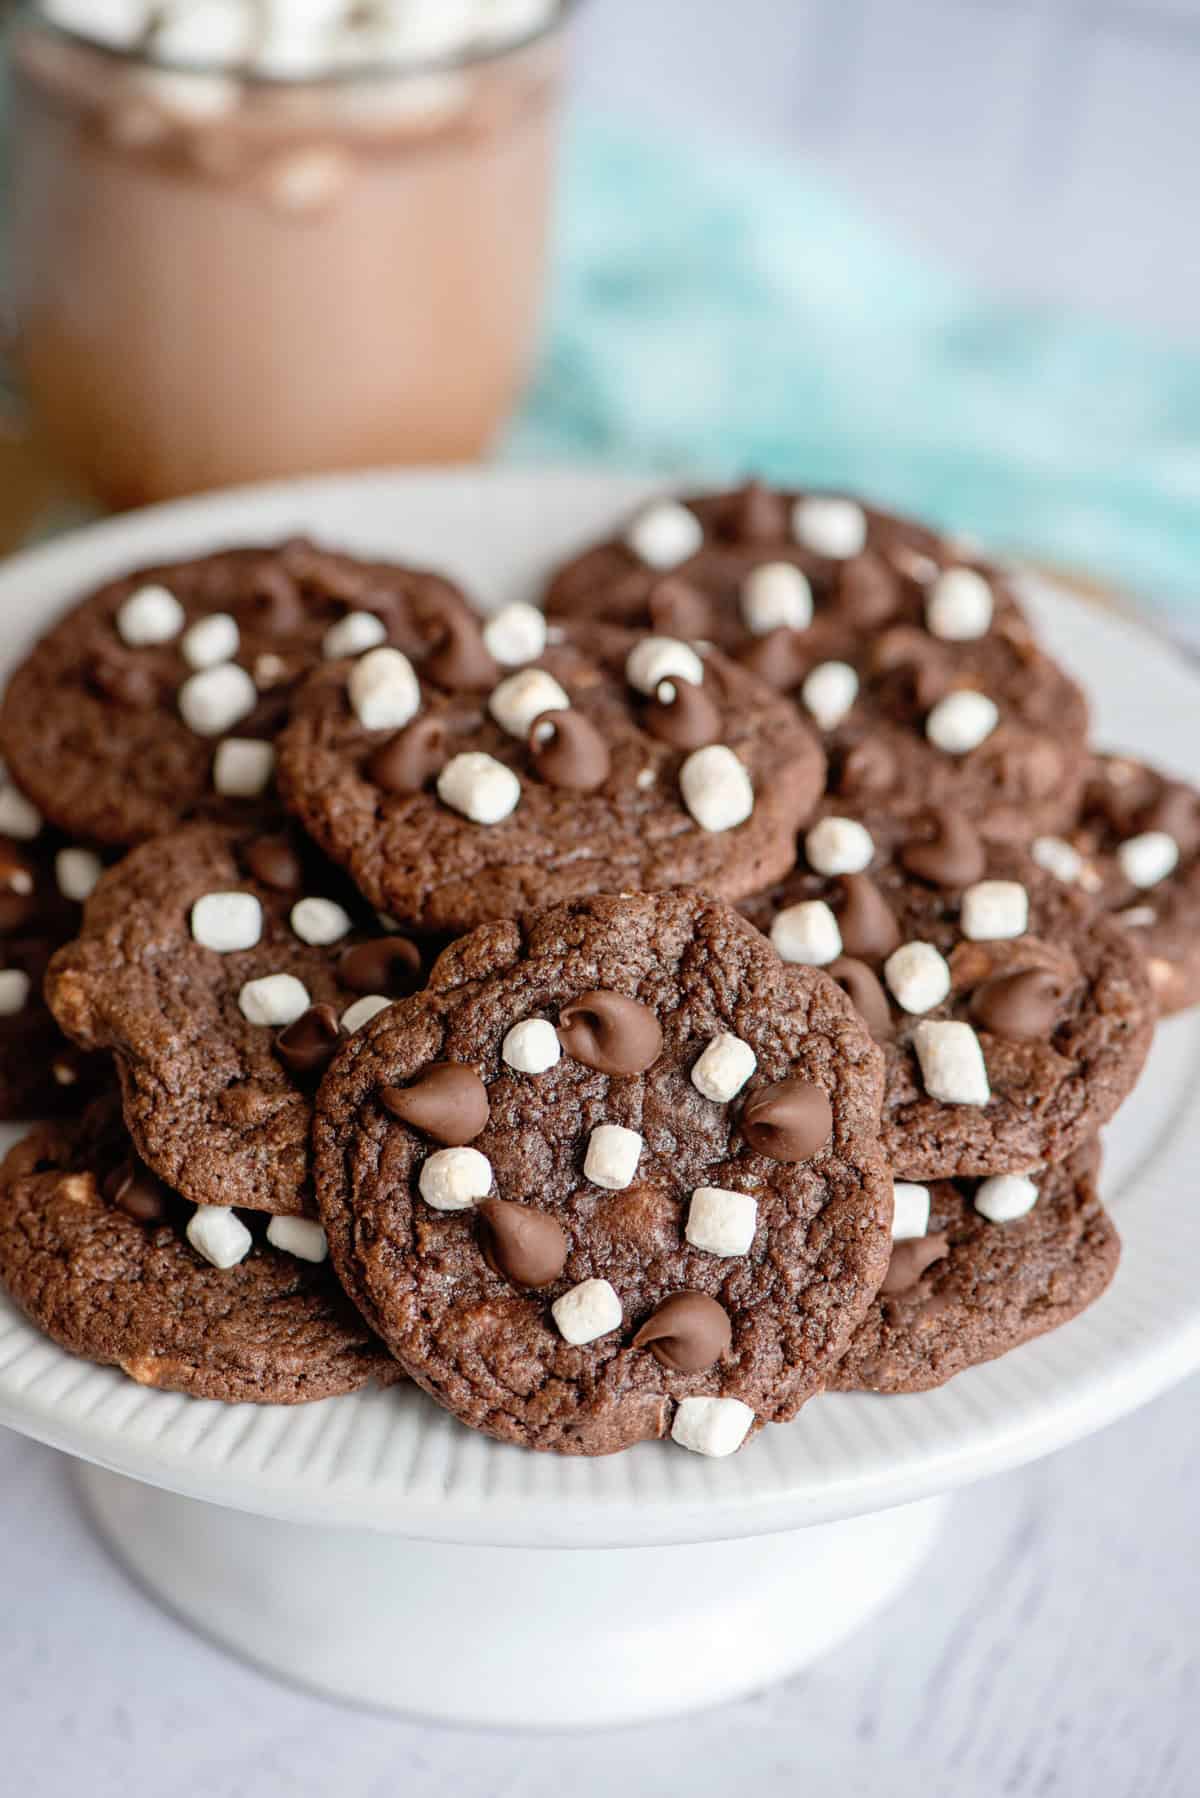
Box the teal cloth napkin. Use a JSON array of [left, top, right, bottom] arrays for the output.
[[507, 119, 1200, 621]]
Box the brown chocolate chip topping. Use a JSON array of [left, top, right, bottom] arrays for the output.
[[103, 1158, 170, 1224], [722, 479, 788, 544], [829, 956, 893, 1040], [742, 1078, 832, 1162], [242, 564, 306, 634], [477, 1197, 568, 1289], [369, 718, 449, 794], [529, 709, 612, 793], [633, 1290, 732, 1373], [339, 935, 422, 997], [380, 1061, 490, 1145], [837, 553, 898, 628], [836, 873, 902, 961], [970, 967, 1067, 1041], [900, 809, 987, 888], [881, 1232, 949, 1297], [423, 612, 499, 693], [241, 835, 304, 893], [648, 577, 709, 640], [739, 627, 808, 693], [274, 1003, 341, 1079], [0, 888, 36, 935], [557, 990, 664, 1077], [1139, 783, 1200, 855], [88, 649, 159, 711], [642, 676, 722, 750], [836, 737, 896, 797]]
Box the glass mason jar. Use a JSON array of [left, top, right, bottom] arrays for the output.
[[6, 5, 569, 508]]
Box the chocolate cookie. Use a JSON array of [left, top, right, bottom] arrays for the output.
[[545, 483, 1090, 841], [0, 785, 108, 1116], [829, 1141, 1118, 1393], [314, 889, 892, 1458], [0, 1090, 392, 1403], [276, 622, 825, 933], [46, 823, 438, 1215], [0, 539, 477, 847], [1030, 754, 1200, 1016], [741, 807, 1154, 1179]]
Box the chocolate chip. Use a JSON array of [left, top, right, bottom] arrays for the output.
[[836, 553, 898, 628], [1139, 782, 1200, 856], [721, 479, 788, 544], [529, 709, 611, 793], [274, 1003, 341, 1078], [88, 649, 159, 710], [477, 1198, 568, 1288], [900, 809, 987, 888], [881, 1232, 949, 1296], [836, 737, 896, 797], [369, 718, 449, 794], [738, 627, 808, 692], [557, 990, 663, 1077], [0, 890, 36, 935], [741, 1078, 832, 1162], [647, 577, 709, 639], [642, 676, 722, 750], [242, 565, 305, 633], [103, 1159, 169, 1223], [242, 835, 303, 892], [380, 1062, 490, 1145], [633, 1291, 732, 1372], [828, 955, 893, 1040], [423, 611, 499, 692], [339, 935, 422, 997], [970, 967, 1067, 1041], [835, 873, 902, 960]]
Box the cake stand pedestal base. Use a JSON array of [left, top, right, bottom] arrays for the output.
[[78, 1462, 948, 1727]]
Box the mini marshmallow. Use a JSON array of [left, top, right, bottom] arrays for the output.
[[926, 690, 999, 755], [912, 1020, 991, 1106], [625, 500, 704, 571], [691, 1032, 757, 1103], [55, 847, 103, 904], [341, 994, 391, 1033], [925, 568, 994, 642], [482, 602, 547, 667], [805, 815, 874, 877], [348, 647, 421, 732], [679, 745, 754, 833], [213, 738, 275, 798], [961, 880, 1029, 942], [770, 900, 842, 967], [552, 1278, 623, 1347], [884, 941, 951, 1015], [291, 896, 353, 946], [686, 1186, 757, 1257], [187, 1205, 253, 1271], [238, 972, 311, 1026], [181, 611, 239, 671], [792, 495, 867, 559], [437, 752, 521, 824], [322, 610, 387, 660], [179, 661, 257, 736], [418, 1146, 492, 1212], [892, 1182, 932, 1241], [801, 660, 858, 731], [625, 635, 705, 697], [0, 786, 42, 840], [488, 667, 570, 739], [266, 1215, 329, 1263], [191, 891, 263, 953], [116, 583, 184, 647], [1118, 831, 1179, 889], [152, 0, 256, 66], [740, 562, 813, 636], [0, 969, 30, 1016], [1031, 836, 1083, 885], [502, 1017, 561, 1074], [1116, 905, 1157, 929], [974, 1173, 1039, 1223], [254, 652, 288, 688], [671, 1395, 755, 1458], [44, 0, 150, 51], [584, 1123, 643, 1191]]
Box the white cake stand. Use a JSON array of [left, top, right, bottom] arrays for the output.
[[0, 469, 1197, 1728]]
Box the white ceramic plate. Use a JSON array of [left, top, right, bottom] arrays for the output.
[[0, 467, 1195, 1549]]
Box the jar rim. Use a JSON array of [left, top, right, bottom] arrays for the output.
[[13, 1, 575, 87]]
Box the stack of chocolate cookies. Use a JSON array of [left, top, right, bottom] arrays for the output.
[[0, 489, 1183, 1457]]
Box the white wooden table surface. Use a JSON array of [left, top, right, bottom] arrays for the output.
[[2, 1370, 1197, 1798]]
